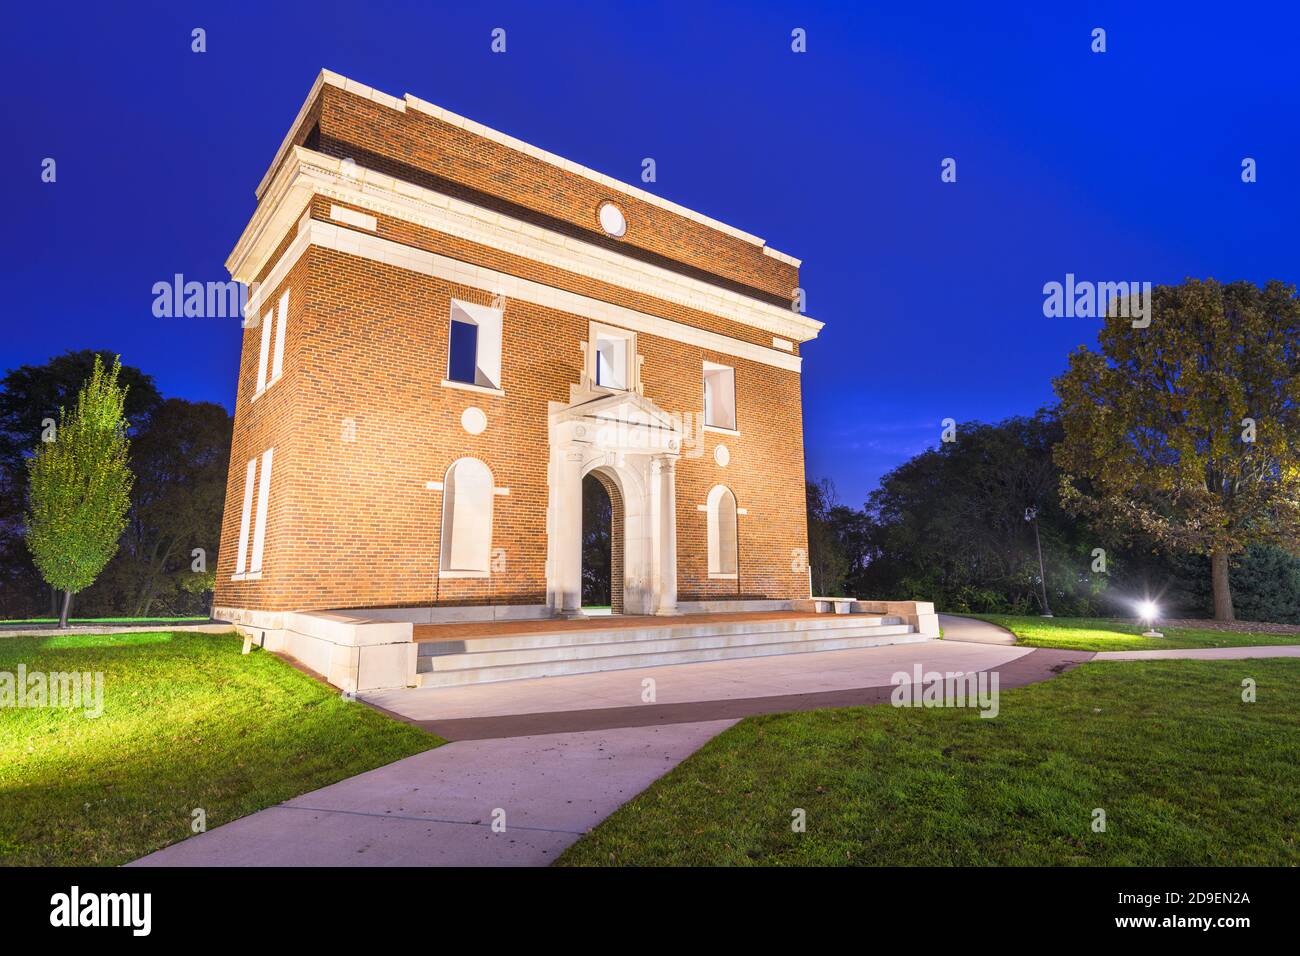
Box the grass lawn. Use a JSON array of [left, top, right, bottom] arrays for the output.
[[975, 614, 1300, 652], [0, 630, 439, 866], [1, 616, 209, 625], [557, 659, 1300, 866]]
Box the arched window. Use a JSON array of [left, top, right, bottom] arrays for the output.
[[440, 458, 494, 575], [706, 485, 738, 578]]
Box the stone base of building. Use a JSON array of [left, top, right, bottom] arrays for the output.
[[214, 606, 418, 694], [214, 598, 939, 694]]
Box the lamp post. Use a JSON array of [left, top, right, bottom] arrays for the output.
[[1024, 506, 1053, 617], [1138, 601, 1164, 638]]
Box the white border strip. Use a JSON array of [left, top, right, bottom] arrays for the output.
[[248, 219, 803, 374], [232, 150, 822, 343]]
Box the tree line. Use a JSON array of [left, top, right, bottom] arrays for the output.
[[0, 350, 231, 621], [808, 280, 1300, 623]]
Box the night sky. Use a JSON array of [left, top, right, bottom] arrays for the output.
[[4, 1, 1297, 506]]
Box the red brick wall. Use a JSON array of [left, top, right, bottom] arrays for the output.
[[214, 77, 812, 614], [304, 83, 799, 307], [213, 245, 810, 612]]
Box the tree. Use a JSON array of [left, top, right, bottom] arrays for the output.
[[24, 355, 134, 626], [1054, 279, 1300, 621], [110, 399, 230, 617], [860, 412, 1106, 615], [806, 479, 850, 595], [0, 350, 159, 616]]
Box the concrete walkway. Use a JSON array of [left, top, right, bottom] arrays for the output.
[[1094, 645, 1300, 661], [130, 639, 1094, 866], [131, 721, 732, 867], [937, 614, 1018, 645]]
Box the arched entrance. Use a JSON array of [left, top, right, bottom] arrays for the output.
[[582, 469, 625, 614], [547, 389, 681, 617]]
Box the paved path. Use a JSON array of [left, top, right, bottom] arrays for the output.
[[937, 614, 1018, 645], [130, 721, 732, 867], [130, 640, 1095, 866], [368, 640, 1033, 728], [1094, 645, 1300, 661]]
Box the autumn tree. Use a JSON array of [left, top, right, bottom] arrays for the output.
[[1054, 279, 1300, 621], [24, 355, 134, 626]]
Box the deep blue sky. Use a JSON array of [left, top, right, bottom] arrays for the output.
[[3, 1, 1297, 506]]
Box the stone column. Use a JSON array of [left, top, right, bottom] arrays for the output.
[[653, 454, 678, 615], [556, 448, 586, 617]]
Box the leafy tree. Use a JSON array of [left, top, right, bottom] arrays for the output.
[[806, 478, 850, 596], [0, 350, 159, 616], [1054, 279, 1300, 620], [180, 567, 218, 618], [24, 355, 134, 626], [86, 399, 231, 617], [860, 412, 1106, 614]]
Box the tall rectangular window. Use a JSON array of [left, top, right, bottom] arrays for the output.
[[448, 319, 478, 385], [591, 323, 635, 391], [253, 286, 290, 397], [234, 458, 257, 576], [703, 362, 736, 430], [271, 290, 289, 382], [447, 300, 503, 389], [255, 308, 273, 394], [249, 448, 274, 574]]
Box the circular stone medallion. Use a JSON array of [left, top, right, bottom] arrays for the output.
[[461, 406, 487, 435]]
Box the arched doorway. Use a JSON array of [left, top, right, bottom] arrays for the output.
[[582, 469, 625, 613]]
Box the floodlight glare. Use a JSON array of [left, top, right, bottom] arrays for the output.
[[1138, 600, 1163, 638]]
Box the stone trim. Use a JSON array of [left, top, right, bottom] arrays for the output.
[[249, 217, 805, 373], [233, 149, 822, 344]]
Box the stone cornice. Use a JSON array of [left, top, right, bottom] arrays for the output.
[[253, 69, 802, 269], [229, 147, 824, 344], [246, 216, 805, 374]]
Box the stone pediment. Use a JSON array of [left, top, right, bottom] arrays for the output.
[[551, 388, 684, 455]]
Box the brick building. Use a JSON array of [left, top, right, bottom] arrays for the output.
[[210, 72, 939, 692]]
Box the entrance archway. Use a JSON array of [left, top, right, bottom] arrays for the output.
[[547, 388, 680, 617], [582, 468, 625, 614]]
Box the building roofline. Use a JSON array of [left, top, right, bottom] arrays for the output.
[[253, 69, 802, 268]]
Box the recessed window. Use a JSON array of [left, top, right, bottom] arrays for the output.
[[598, 202, 626, 237], [591, 324, 635, 391], [254, 290, 290, 397], [707, 485, 739, 578], [440, 457, 495, 576], [703, 362, 736, 430], [447, 300, 503, 390], [233, 447, 275, 579]]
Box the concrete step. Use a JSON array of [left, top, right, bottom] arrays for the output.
[[416, 628, 929, 688], [418, 622, 916, 672], [417, 614, 906, 656]]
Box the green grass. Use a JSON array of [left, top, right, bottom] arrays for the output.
[[557, 659, 1300, 866], [2, 616, 209, 625], [975, 614, 1300, 651], [0, 631, 440, 866]]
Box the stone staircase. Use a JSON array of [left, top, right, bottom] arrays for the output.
[[414, 612, 929, 688]]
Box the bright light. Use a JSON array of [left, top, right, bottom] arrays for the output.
[[1138, 601, 1158, 621]]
